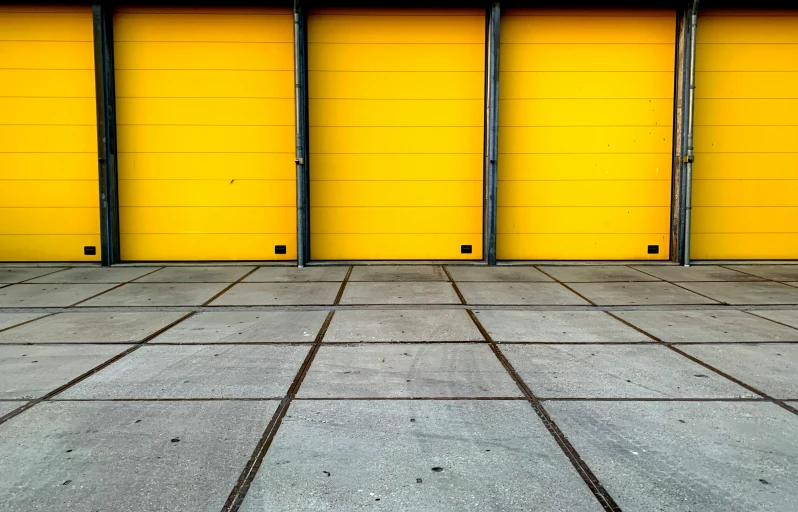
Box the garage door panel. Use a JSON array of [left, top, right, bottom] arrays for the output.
[[117, 98, 294, 126], [311, 181, 482, 207], [311, 233, 482, 260], [692, 153, 798, 180], [500, 99, 673, 127], [699, 16, 798, 43], [0, 12, 90, 40], [500, 126, 673, 154], [0, 97, 96, 125], [2, 181, 98, 208], [114, 13, 293, 42], [691, 234, 798, 260], [0, 208, 99, 235], [694, 126, 798, 153], [117, 153, 296, 181], [309, 99, 483, 127], [696, 71, 798, 99], [311, 207, 481, 234], [311, 154, 482, 181], [498, 206, 670, 234], [119, 180, 296, 207], [121, 234, 296, 261], [120, 207, 296, 234], [117, 125, 294, 153], [693, 207, 798, 233], [499, 154, 672, 181], [0, 125, 97, 153], [0, 41, 93, 69], [115, 42, 294, 70], [0, 154, 96, 180], [309, 14, 484, 43], [502, 44, 674, 72], [309, 43, 484, 72], [696, 44, 798, 72], [0, 235, 102, 262], [499, 181, 672, 207], [502, 14, 675, 44], [309, 71, 484, 100], [311, 127, 483, 154], [695, 99, 798, 125], [501, 71, 674, 99], [115, 70, 294, 98], [693, 180, 798, 207], [0, 69, 94, 97], [498, 234, 668, 260]]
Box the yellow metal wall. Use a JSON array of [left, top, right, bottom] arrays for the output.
[[308, 9, 485, 260], [114, 7, 296, 261], [497, 9, 675, 260], [692, 10, 798, 259], [0, 5, 99, 261]]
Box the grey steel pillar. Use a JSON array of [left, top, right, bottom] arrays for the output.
[[92, 3, 120, 266], [484, 1, 500, 265], [682, 0, 699, 266], [294, 0, 310, 267]]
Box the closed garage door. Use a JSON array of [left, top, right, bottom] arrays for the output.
[[498, 9, 675, 260], [115, 7, 295, 261], [691, 10, 798, 260], [0, 5, 99, 262], [308, 9, 485, 260]]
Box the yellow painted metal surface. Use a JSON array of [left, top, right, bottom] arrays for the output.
[[498, 9, 675, 260], [0, 6, 99, 261], [114, 7, 295, 261], [308, 9, 485, 260], [692, 11, 798, 259]]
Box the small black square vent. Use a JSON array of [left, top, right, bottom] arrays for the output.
[[274, 245, 287, 255], [460, 245, 472, 254], [83, 246, 96, 256], [647, 245, 659, 255]]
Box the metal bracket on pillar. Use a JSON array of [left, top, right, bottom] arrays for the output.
[[92, 3, 120, 266], [484, 1, 500, 266], [294, 0, 310, 267]]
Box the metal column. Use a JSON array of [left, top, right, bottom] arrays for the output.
[[92, 3, 120, 266], [682, 0, 699, 266], [484, 1, 500, 266], [294, 0, 310, 267]]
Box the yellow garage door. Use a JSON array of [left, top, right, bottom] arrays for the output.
[[115, 7, 295, 261], [692, 10, 798, 259], [308, 9, 485, 260], [498, 9, 675, 260], [0, 5, 99, 262]]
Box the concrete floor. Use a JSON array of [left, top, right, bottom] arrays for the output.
[[0, 263, 797, 512]]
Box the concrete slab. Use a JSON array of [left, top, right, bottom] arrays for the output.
[[26, 267, 160, 283], [135, 266, 255, 283], [751, 309, 798, 329], [244, 266, 348, 282], [444, 266, 553, 282], [324, 309, 483, 342], [0, 284, 117, 307], [150, 311, 329, 343], [614, 310, 798, 342], [240, 400, 603, 512], [80, 283, 228, 307], [677, 281, 798, 305], [457, 282, 589, 305], [726, 264, 798, 282], [211, 282, 340, 306], [0, 401, 25, 417], [500, 345, 754, 398], [0, 313, 45, 331], [339, 282, 460, 305], [680, 345, 798, 399], [0, 312, 187, 343], [546, 401, 798, 512], [538, 265, 659, 282], [349, 265, 447, 282], [0, 345, 130, 399], [474, 310, 651, 342], [298, 344, 522, 398], [61, 345, 309, 399], [0, 401, 278, 512], [569, 282, 718, 306], [633, 265, 761, 282], [0, 267, 66, 283]]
